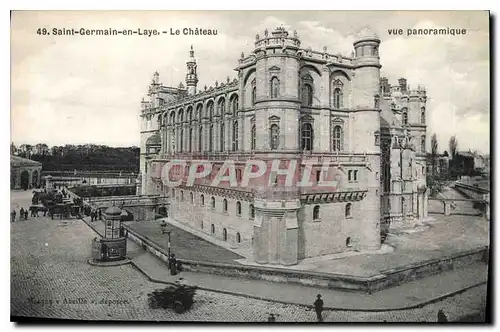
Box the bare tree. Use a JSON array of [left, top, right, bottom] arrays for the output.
[[431, 134, 438, 176]]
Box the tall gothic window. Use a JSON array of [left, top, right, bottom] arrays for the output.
[[231, 96, 238, 114], [187, 108, 192, 122], [217, 98, 225, 115], [421, 107, 426, 124], [180, 129, 184, 152], [199, 126, 203, 151], [332, 125, 343, 151], [302, 84, 313, 106], [220, 122, 225, 151], [271, 77, 280, 99], [211, 196, 215, 209], [236, 201, 241, 216], [249, 204, 255, 219], [301, 123, 313, 151], [179, 109, 184, 123], [223, 199, 228, 212], [333, 88, 343, 108], [188, 128, 192, 152], [251, 125, 256, 150], [232, 121, 238, 151], [209, 103, 214, 120], [421, 136, 426, 152], [196, 104, 203, 120], [200, 194, 205, 206], [270, 124, 279, 150], [209, 124, 213, 152], [251, 87, 256, 105], [402, 110, 408, 125]]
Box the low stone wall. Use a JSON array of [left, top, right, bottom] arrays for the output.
[[124, 224, 488, 293]]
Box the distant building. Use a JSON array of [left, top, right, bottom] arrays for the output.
[[11, 155, 42, 190], [426, 153, 450, 177]]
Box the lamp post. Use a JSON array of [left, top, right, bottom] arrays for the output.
[[160, 220, 172, 260]]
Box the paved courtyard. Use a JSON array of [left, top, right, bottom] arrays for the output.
[[10, 190, 487, 322]]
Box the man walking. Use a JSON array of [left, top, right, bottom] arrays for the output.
[[314, 294, 324, 322], [11, 210, 16, 223]]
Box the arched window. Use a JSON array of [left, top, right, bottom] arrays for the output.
[[302, 84, 313, 106], [421, 107, 426, 124], [179, 109, 184, 123], [251, 87, 256, 105], [189, 128, 193, 152], [251, 125, 256, 150], [249, 204, 255, 219], [236, 232, 241, 243], [187, 108, 192, 122], [232, 121, 238, 151], [208, 102, 214, 120], [211, 224, 215, 234], [180, 129, 184, 152], [209, 124, 213, 152], [196, 104, 203, 120], [211, 196, 215, 209], [333, 88, 343, 108], [220, 122, 225, 152], [301, 123, 314, 151], [231, 95, 239, 114], [313, 205, 320, 220], [223, 228, 227, 241], [421, 136, 426, 152], [200, 194, 205, 206], [236, 201, 241, 216], [270, 124, 279, 150], [402, 111, 408, 125], [345, 203, 352, 218], [271, 77, 280, 98], [223, 199, 228, 212], [170, 112, 175, 124], [332, 126, 343, 151], [199, 126, 203, 151], [172, 188, 175, 199], [190, 192, 194, 203], [180, 190, 184, 201], [217, 98, 225, 115]]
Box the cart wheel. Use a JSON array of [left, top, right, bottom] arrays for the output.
[[174, 301, 185, 314]]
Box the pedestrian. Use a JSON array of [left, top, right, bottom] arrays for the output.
[[98, 209, 102, 220], [24, 209, 28, 220], [11, 210, 16, 223], [437, 309, 448, 323], [313, 294, 324, 322], [19, 208, 24, 220], [170, 254, 178, 275]]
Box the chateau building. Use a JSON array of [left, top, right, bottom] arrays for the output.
[[139, 27, 428, 265]]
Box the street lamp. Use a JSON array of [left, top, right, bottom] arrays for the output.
[[160, 220, 172, 262]]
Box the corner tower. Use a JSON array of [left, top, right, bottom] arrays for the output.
[[251, 27, 302, 266], [351, 28, 382, 251], [186, 45, 198, 95]]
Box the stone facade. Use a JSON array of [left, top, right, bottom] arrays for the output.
[[10, 155, 42, 190], [139, 27, 428, 265]]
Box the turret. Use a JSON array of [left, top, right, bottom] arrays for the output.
[[186, 45, 198, 95]]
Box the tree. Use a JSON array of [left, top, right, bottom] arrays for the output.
[[431, 133, 438, 176], [449, 136, 458, 160]]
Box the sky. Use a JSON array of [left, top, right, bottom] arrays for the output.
[[10, 10, 490, 154]]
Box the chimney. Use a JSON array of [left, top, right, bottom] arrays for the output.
[[380, 77, 389, 94], [398, 78, 407, 93]]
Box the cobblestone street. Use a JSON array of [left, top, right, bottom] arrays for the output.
[[10, 190, 487, 322]]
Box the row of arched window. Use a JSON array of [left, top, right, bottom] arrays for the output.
[[312, 203, 352, 221], [173, 189, 255, 219], [207, 223, 241, 243], [163, 95, 239, 126]]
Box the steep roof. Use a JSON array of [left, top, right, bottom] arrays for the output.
[[11, 155, 42, 167]]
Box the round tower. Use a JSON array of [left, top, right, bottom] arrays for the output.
[[251, 27, 302, 266], [185, 45, 198, 95], [352, 28, 382, 251]]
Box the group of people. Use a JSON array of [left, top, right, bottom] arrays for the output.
[[90, 208, 102, 222], [11, 207, 29, 222]]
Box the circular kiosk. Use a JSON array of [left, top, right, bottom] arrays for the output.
[[91, 206, 127, 264]]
